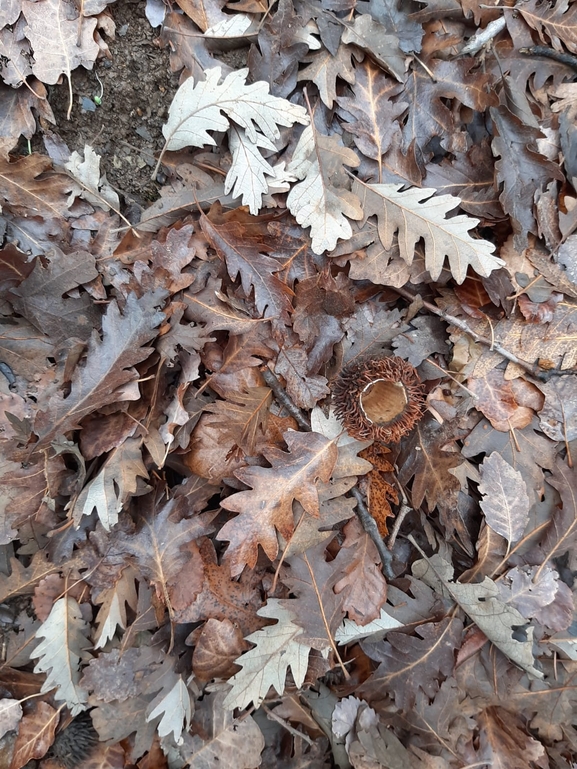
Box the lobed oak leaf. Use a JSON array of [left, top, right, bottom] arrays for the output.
[[33, 291, 166, 450], [200, 204, 294, 321], [337, 61, 408, 176], [297, 44, 359, 108], [8, 246, 99, 345], [340, 15, 407, 81], [0, 154, 78, 220], [31, 597, 91, 716], [334, 519, 388, 626], [358, 617, 463, 711], [352, 179, 504, 283], [415, 556, 543, 679], [519, 0, 577, 53], [478, 707, 547, 769], [22, 0, 99, 89], [72, 437, 150, 531], [218, 430, 337, 576], [175, 690, 265, 767], [203, 387, 272, 457], [223, 599, 310, 710], [9, 701, 57, 769], [185, 277, 271, 335], [274, 345, 331, 409], [287, 127, 363, 254], [113, 500, 215, 620]]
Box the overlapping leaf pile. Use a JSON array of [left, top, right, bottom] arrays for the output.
[[0, 0, 577, 766]]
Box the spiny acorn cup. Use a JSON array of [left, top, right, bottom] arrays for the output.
[[332, 356, 426, 443]]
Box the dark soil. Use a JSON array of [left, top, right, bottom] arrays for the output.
[[47, 0, 181, 209]]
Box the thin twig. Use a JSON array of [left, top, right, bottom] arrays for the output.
[[261, 367, 311, 430], [392, 286, 575, 382], [351, 488, 394, 578], [261, 703, 315, 745]]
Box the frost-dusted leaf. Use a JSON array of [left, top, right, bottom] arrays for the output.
[[31, 597, 91, 715], [33, 291, 166, 450], [203, 387, 272, 456], [223, 599, 310, 710], [22, 0, 99, 87], [175, 690, 265, 769], [479, 452, 530, 545], [287, 126, 363, 254], [336, 609, 402, 645], [219, 431, 337, 575], [359, 618, 462, 711], [162, 66, 308, 151], [226, 126, 277, 214], [353, 179, 504, 283], [146, 677, 192, 743], [200, 204, 294, 321], [72, 438, 150, 531]]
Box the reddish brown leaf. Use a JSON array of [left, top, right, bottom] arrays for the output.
[[218, 431, 337, 575]]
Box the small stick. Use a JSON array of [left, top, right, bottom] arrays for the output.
[[261, 703, 314, 745], [261, 367, 310, 430], [387, 479, 412, 550], [351, 488, 394, 578], [459, 16, 506, 56], [392, 286, 575, 382]]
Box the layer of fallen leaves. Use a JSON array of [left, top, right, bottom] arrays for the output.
[[0, 0, 577, 767]]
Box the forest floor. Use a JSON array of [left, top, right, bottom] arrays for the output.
[[0, 0, 577, 768]]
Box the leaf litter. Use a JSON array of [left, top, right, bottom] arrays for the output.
[[0, 0, 577, 767]]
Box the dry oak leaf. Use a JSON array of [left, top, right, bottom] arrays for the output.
[[478, 706, 547, 769], [479, 452, 530, 545], [162, 66, 308, 210], [519, 0, 577, 53], [340, 14, 407, 81], [468, 369, 543, 431], [72, 437, 150, 531], [358, 617, 463, 711], [199, 205, 294, 322], [202, 387, 272, 457], [176, 690, 265, 768], [274, 344, 331, 409], [287, 126, 364, 254], [415, 556, 543, 679], [297, 44, 359, 108], [0, 154, 78, 220], [9, 701, 57, 769], [31, 597, 91, 716], [352, 179, 504, 283], [33, 291, 166, 450], [218, 430, 338, 576], [114, 501, 216, 616], [184, 277, 271, 336], [337, 61, 408, 175], [22, 0, 99, 115], [223, 599, 310, 710], [192, 618, 251, 682]]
